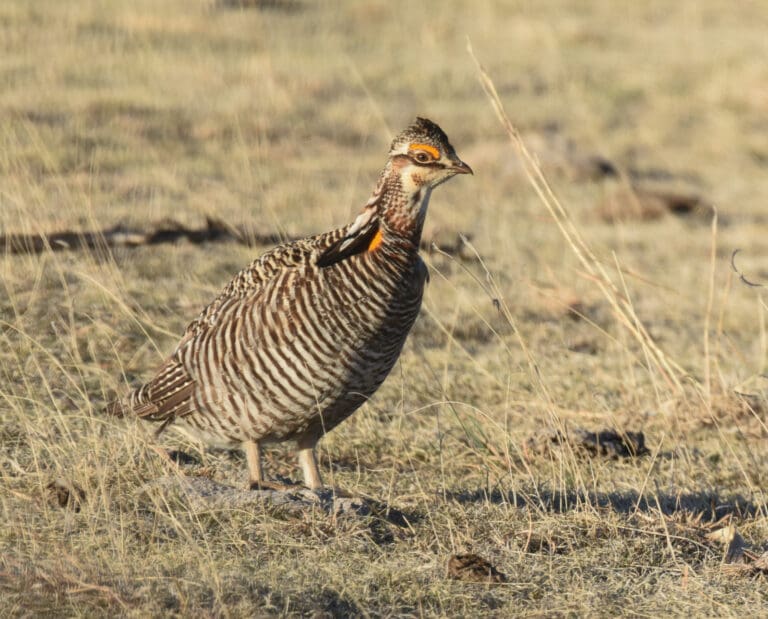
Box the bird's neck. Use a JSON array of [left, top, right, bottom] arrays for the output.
[[375, 172, 431, 251]]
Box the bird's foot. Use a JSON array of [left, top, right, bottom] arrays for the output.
[[248, 478, 303, 493]]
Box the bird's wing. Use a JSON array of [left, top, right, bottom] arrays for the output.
[[122, 227, 353, 425], [182, 208, 382, 342], [182, 231, 342, 342], [315, 208, 380, 268]]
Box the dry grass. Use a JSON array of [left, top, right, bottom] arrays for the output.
[[2, 0, 768, 616]]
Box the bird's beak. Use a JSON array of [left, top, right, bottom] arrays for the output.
[[451, 159, 473, 175]]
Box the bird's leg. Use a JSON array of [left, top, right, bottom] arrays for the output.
[[297, 436, 324, 490], [297, 438, 354, 498], [243, 440, 294, 491], [244, 440, 264, 488]]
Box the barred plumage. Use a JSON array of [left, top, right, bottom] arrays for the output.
[[110, 118, 472, 489]]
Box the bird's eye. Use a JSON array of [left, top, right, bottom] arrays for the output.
[[414, 151, 432, 163]]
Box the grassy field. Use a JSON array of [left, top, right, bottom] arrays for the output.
[[2, 0, 768, 615]]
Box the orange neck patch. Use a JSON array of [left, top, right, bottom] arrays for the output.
[[408, 143, 439, 160], [367, 229, 383, 252]]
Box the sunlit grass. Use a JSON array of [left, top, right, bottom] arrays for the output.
[[1, 0, 767, 615]]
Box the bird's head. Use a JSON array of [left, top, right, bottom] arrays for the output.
[[386, 117, 472, 193], [343, 118, 471, 248]]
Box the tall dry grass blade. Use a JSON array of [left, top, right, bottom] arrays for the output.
[[467, 40, 691, 397], [703, 209, 718, 406]]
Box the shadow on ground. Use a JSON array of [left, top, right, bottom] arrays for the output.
[[444, 488, 765, 521]]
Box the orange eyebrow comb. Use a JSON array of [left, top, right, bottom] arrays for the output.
[[408, 143, 439, 160]]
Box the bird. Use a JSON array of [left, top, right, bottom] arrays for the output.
[[108, 117, 472, 490]]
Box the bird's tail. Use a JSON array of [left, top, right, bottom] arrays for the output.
[[104, 383, 151, 417]]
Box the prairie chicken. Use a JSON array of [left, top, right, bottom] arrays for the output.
[[109, 118, 472, 490]]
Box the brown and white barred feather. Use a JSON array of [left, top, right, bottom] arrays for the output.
[[113, 184, 425, 448], [108, 117, 470, 488]]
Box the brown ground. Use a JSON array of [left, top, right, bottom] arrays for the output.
[[1, 1, 767, 616]]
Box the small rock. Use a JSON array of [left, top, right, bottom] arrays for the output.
[[575, 429, 649, 458], [332, 496, 372, 518], [447, 553, 507, 584], [138, 475, 373, 519]]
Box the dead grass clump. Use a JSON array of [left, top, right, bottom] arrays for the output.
[[525, 427, 650, 460], [597, 184, 715, 223]]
